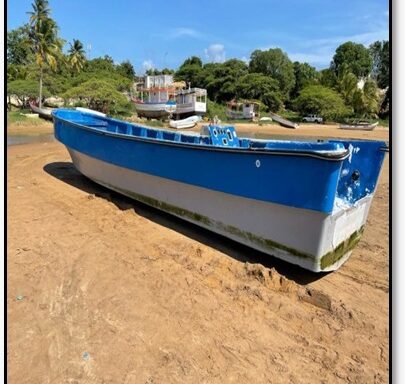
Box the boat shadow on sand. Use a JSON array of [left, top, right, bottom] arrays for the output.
[[43, 161, 330, 285]]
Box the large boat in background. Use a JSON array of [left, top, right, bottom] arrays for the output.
[[132, 75, 177, 119], [132, 75, 207, 120], [52, 108, 388, 272]]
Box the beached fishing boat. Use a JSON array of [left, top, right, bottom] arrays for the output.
[[169, 115, 202, 129], [52, 109, 388, 272], [133, 99, 177, 119], [269, 112, 299, 129], [339, 121, 378, 131], [133, 74, 177, 119], [29, 101, 54, 120]]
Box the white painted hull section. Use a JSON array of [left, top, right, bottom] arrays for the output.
[[134, 102, 175, 118], [339, 122, 378, 131], [176, 102, 206, 115], [67, 148, 372, 272]]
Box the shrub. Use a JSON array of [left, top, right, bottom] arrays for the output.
[[293, 85, 352, 121]]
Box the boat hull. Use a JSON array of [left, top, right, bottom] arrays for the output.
[[133, 102, 173, 119], [339, 122, 378, 131], [67, 147, 372, 272], [169, 116, 201, 129], [269, 112, 299, 129], [29, 102, 54, 120], [52, 109, 387, 272]]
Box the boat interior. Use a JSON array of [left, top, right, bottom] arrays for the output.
[[55, 109, 346, 153]]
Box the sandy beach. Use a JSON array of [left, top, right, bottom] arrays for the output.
[[7, 120, 389, 383]]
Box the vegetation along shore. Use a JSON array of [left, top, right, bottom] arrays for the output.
[[7, 1, 389, 124]]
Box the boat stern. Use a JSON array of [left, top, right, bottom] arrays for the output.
[[313, 139, 388, 271]]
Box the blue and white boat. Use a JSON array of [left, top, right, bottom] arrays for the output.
[[52, 109, 388, 272]]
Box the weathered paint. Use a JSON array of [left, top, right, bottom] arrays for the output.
[[320, 226, 364, 270], [92, 178, 363, 271]]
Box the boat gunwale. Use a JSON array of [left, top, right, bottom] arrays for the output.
[[53, 112, 351, 161]]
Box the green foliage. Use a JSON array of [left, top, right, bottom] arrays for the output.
[[7, 25, 33, 65], [68, 70, 132, 92], [28, 1, 62, 71], [26, 0, 64, 107], [249, 48, 295, 99], [146, 68, 175, 76], [85, 56, 115, 72], [369, 40, 389, 117], [7, 79, 50, 98], [235, 73, 282, 111], [353, 79, 380, 117], [331, 42, 372, 78], [142, 119, 164, 127], [197, 59, 249, 102], [293, 85, 351, 120], [182, 56, 203, 67], [62, 78, 132, 115], [369, 40, 389, 88], [43, 72, 71, 95], [174, 56, 204, 86], [291, 62, 319, 99], [336, 71, 358, 104], [68, 39, 86, 74], [205, 99, 227, 120], [7, 1, 389, 120], [116, 60, 136, 79], [7, 79, 51, 108], [319, 68, 337, 88], [7, 64, 36, 81], [7, 111, 46, 125]]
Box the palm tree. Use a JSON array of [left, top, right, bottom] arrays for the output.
[[27, 0, 61, 108], [68, 39, 86, 74], [362, 79, 379, 117], [337, 71, 358, 105], [28, 0, 50, 30]]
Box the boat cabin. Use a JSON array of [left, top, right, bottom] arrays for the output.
[[226, 100, 260, 120], [135, 75, 177, 103], [175, 88, 207, 118]]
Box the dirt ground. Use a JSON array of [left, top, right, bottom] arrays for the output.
[[7, 121, 389, 383]]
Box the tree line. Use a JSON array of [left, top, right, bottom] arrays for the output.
[[7, 0, 389, 120]]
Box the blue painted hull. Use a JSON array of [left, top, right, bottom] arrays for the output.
[[52, 109, 388, 271]]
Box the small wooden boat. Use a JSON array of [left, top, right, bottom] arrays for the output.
[[29, 102, 54, 120], [268, 112, 299, 129], [169, 115, 202, 129], [339, 121, 378, 131], [52, 109, 388, 272]]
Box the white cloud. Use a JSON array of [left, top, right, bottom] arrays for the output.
[[142, 59, 154, 72], [170, 27, 201, 39], [204, 44, 226, 63]]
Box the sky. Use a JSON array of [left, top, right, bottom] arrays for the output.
[[7, 0, 389, 74]]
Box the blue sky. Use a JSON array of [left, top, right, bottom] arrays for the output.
[[7, 0, 389, 73]]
